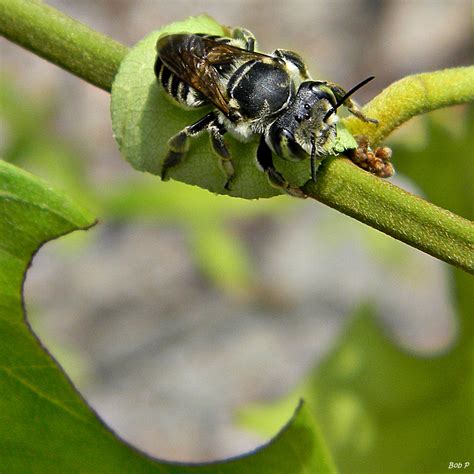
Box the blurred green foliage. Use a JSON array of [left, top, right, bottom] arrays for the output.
[[240, 107, 474, 473], [397, 106, 473, 220], [0, 75, 94, 209]]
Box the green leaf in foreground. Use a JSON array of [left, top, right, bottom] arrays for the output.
[[0, 158, 335, 473], [111, 15, 356, 200]]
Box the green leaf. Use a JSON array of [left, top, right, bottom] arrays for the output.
[[0, 159, 336, 472], [333, 123, 357, 153], [110, 15, 354, 200]]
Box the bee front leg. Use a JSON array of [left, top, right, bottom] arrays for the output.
[[161, 112, 217, 181], [231, 27, 256, 52], [256, 137, 307, 199]]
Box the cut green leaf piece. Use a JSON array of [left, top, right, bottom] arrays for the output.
[[333, 123, 357, 153], [0, 158, 336, 472], [111, 15, 356, 199]]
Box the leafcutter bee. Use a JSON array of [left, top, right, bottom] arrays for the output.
[[155, 28, 382, 198]]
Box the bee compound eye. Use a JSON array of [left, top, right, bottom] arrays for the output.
[[309, 81, 324, 92]]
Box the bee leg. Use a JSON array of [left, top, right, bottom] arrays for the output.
[[346, 100, 378, 124], [208, 122, 235, 190], [231, 27, 256, 52], [162, 112, 235, 190], [162, 112, 216, 181], [256, 137, 307, 199], [327, 82, 378, 124]]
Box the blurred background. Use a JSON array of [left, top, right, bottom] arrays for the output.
[[1, 0, 472, 470]]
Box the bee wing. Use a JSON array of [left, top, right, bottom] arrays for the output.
[[203, 38, 271, 64], [156, 34, 272, 116]]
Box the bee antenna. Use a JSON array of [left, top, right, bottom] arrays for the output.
[[324, 75, 375, 121], [310, 131, 316, 182]]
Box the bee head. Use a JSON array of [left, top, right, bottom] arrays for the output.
[[266, 81, 339, 163], [291, 81, 338, 155]]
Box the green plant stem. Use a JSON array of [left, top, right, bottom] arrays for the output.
[[303, 158, 474, 273], [0, 0, 128, 92], [342, 67, 474, 144], [1, 0, 473, 272]]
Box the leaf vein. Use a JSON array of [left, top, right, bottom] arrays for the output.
[[0, 367, 94, 426]]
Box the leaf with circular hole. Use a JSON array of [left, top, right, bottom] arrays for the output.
[[0, 158, 336, 472]]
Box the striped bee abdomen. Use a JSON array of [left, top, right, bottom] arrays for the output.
[[155, 33, 238, 110], [154, 56, 208, 109]]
